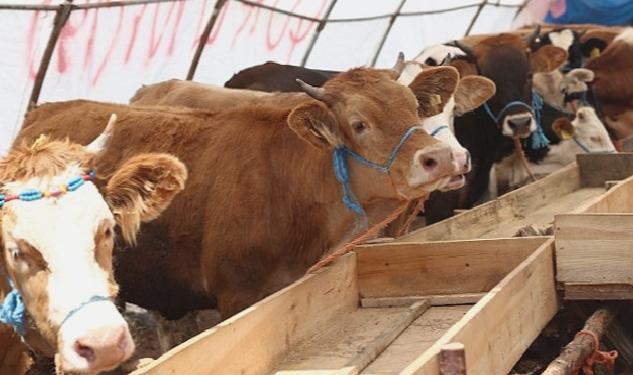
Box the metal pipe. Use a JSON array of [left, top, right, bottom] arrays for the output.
[[187, 0, 228, 80]]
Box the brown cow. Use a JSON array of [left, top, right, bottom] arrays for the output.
[[584, 27, 633, 139], [18, 65, 460, 319], [0, 117, 187, 374]]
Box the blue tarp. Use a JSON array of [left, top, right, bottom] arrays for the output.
[[546, 0, 633, 26]]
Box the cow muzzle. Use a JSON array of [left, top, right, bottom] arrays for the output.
[[408, 143, 456, 189], [58, 301, 134, 374], [503, 113, 535, 138]]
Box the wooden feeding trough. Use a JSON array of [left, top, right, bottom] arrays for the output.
[[130, 154, 633, 375], [132, 237, 555, 375], [398, 153, 633, 242]]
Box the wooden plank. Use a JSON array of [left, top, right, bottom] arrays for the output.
[[356, 237, 547, 298], [572, 174, 633, 213], [564, 284, 633, 300], [362, 306, 472, 374], [397, 163, 580, 242], [360, 293, 484, 308], [400, 239, 558, 375], [555, 214, 633, 299], [345, 301, 431, 375], [131, 254, 358, 375], [578, 153, 633, 187]]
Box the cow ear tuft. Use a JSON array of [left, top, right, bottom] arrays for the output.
[[531, 45, 568, 73], [408, 66, 459, 118], [287, 100, 341, 149], [454, 76, 496, 116], [105, 153, 187, 245]]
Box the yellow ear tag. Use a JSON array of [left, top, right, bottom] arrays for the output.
[[30, 134, 46, 151], [560, 129, 573, 140], [590, 47, 601, 59]]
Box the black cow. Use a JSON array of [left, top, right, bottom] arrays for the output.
[[225, 61, 338, 92]]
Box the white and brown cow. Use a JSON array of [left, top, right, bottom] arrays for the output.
[[0, 116, 187, 374]]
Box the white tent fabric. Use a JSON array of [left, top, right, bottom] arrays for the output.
[[0, 0, 523, 155]]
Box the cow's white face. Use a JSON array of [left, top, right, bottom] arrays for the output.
[[1, 117, 187, 374], [2, 164, 134, 374], [571, 106, 616, 153], [398, 63, 469, 190]]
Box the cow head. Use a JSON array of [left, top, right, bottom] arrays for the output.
[[398, 61, 496, 190], [287, 56, 460, 200], [568, 106, 616, 153], [451, 30, 567, 139], [0, 116, 187, 374]]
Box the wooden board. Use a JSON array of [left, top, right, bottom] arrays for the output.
[[397, 163, 582, 242], [131, 254, 358, 375], [361, 305, 471, 375], [356, 237, 548, 298], [572, 174, 633, 214], [400, 239, 558, 375], [555, 213, 633, 299], [578, 153, 633, 187]]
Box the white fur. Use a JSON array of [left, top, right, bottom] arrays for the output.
[[615, 27, 633, 45], [398, 62, 470, 189], [501, 113, 536, 138], [548, 29, 575, 51], [495, 106, 615, 189], [2, 164, 133, 372], [413, 44, 466, 66], [531, 106, 615, 174]]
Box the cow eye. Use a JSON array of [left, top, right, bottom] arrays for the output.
[[352, 121, 367, 134], [9, 246, 21, 262]]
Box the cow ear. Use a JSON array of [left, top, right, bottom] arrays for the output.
[[454, 76, 496, 116], [287, 100, 341, 149], [531, 45, 568, 73], [552, 117, 575, 140], [408, 66, 459, 117], [104, 153, 187, 245], [567, 68, 594, 82]]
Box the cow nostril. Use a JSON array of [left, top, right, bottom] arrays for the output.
[[74, 341, 96, 362]]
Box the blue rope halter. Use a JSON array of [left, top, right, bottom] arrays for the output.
[[572, 137, 616, 154], [0, 268, 112, 335], [0, 271, 26, 335], [482, 91, 550, 149], [333, 125, 428, 217]]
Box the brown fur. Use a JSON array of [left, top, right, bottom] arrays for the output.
[[19, 66, 458, 318], [584, 29, 633, 138], [105, 153, 187, 245], [0, 137, 90, 182], [586, 36, 633, 100]]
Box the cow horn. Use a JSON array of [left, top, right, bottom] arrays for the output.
[[86, 113, 117, 154], [296, 79, 326, 101], [527, 24, 542, 46], [450, 40, 475, 61], [391, 52, 406, 77], [577, 29, 587, 39]]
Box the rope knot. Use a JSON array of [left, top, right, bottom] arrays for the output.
[[576, 329, 618, 375]]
